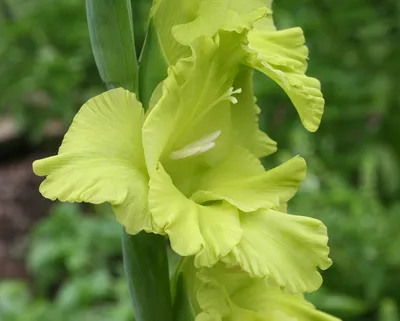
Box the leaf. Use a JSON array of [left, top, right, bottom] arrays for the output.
[[86, 0, 138, 92]]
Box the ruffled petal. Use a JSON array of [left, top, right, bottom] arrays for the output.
[[151, 0, 228, 64], [223, 8, 267, 34], [33, 88, 152, 234], [148, 164, 242, 267], [222, 209, 332, 293], [228, 0, 272, 13], [235, 285, 341, 321], [191, 146, 306, 212], [231, 67, 277, 158], [196, 264, 341, 321], [172, 0, 229, 45], [244, 27, 324, 132]]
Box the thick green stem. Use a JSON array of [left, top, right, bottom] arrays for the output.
[[86, 1, 173, 321], [122, 231, 173, 321]]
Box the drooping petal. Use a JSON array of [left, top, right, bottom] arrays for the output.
[[196, 264, 341, 321], [33, 88, 152, 234], [148, 164, 242, 267], [231, 67, 277, 158], [244, 27, 324, 132], [143, 33, 245, 173], [222, 209, 332, 293], [191, 147, 306, 212]]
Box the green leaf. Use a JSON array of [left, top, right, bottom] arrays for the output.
[[86, 0, 138, 92]]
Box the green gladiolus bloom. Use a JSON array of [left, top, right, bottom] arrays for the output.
[[33, 0, 334, 301], [33, 28, 330, 293], [180, 260, 340, 321]]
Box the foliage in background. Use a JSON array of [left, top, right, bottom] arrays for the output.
[[0, 204, 132, 321], [0, 0, 102, 142], [0, 0, 399, 321], [0, 0, 153, 142]]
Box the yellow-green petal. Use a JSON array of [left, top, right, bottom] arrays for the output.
[[223, 10, 266, 34], [222, 209, 332, 293], [245, 27, 324, 132], [231, 67, 277, 158], [151, 0, 228, 65], [196, 264, 341, 321], [172, 0, 229, 45], [191, 148, 306, 212], [234, 285, 341, 321], [229, 0, 272, 13], [143, 33, 245, 173], [148, 164, 242, 267], [33, 88, 152, 234]]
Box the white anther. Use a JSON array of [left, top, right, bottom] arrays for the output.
[[170, 130, 221, 160], [226, 87, 242, 104], [229, 97, 239, 104], [230, 87, 242, 95]]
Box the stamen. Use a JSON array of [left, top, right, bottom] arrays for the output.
[[229, 87, 243, 95], [170, 130, 221, 160], [185, 130, 221, 148], [225, 87, 242, 104]]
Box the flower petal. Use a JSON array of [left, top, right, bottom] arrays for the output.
[[222, 209, 332, 293], [148, 164, 242, 267], [151, 0, 228, 64], [222, 0, 271, 33], [229, 0, 272, 12], [191, 147, 306, 212], [143, 33, 245, 173], [33, 88, 152, 234], [196, 264, 340, 321], [231, 67, 277, 158], [234, 285, 341, 321], [172, 0, 229, 45], [244, 27, 324, 132]]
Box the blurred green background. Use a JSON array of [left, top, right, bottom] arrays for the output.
[[0, 0, 399, 320]]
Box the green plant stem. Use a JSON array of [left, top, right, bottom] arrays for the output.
[[122, 231, 173, 321]]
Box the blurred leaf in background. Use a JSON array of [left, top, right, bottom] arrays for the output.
[[0, 0, 155, 142], [0, 0, 102, 142], [0, 203, 132, 321]]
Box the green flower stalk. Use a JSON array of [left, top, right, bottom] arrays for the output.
[[32, 0, 339, 320]]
